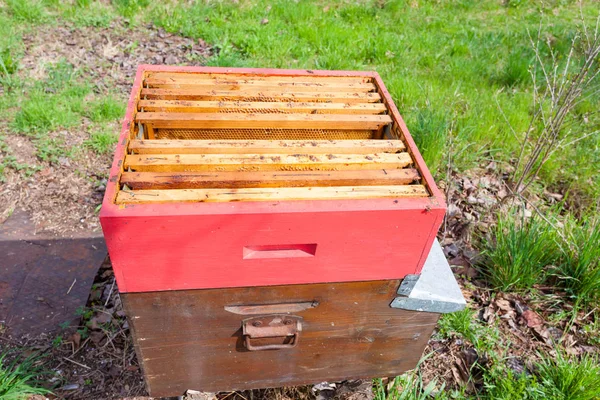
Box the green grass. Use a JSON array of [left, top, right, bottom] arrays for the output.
[[4, 0, 46, 23], [483, 370, 541, 400], [536, 351, 600, 400], [85, 96, 125, 123], [112, 0, 150, 19], [13, 60, 90, 134], [59, 1, 115, 27], [374, 372, 441, 400], [84, 129, 119, 154], [0, 353, 50, 400], [437, 308, 501, 352], [555, 216, 600, 307], [480, 211, 558, 291]]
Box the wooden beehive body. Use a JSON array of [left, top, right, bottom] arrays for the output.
[[100, 66, 446, 293]]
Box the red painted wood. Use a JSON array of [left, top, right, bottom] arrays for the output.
[[100, 65, 446, 293], [102, 205, 443, 292]]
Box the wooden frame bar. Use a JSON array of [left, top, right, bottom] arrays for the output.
[[120, 169, 421, 190], [135, 113, 392, 130], [117, 185, 429, 204], [128, 139, 406, 154], [140, 88, 382, 103], [137, 100, 387, 114], [124, 152, 412, 172]]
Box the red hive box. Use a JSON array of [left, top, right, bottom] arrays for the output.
[[101, 65, 445, 293], [100, 65, 448, 396]]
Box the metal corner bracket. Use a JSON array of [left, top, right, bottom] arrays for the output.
[[390, 240, 466, 314]]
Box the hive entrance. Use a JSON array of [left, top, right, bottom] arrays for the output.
[[116, 71, 429, 204]]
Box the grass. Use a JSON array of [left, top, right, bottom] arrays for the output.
[[374, 372, 441, 400], [0, 353, 50, 400], [4, 0, 46, 23], [435, 307, 600, 399], [536, 351, 600, 400], [437, 307, 500, 352], [481, 209, 600, 305], [480, 211, 558, 291], [483, 370, 541, 400], [555, 216, 600, 307], [85, 96, 125, 123], [84, 129, 119, 154], [13, 60, 90, 134]]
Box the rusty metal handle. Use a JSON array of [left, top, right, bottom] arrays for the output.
[[244, 331, 300, 351], [242, 315, 303, 351]]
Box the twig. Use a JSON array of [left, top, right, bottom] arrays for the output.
[[104, 277, 116, 307], [66, 279, 77, 295], [64, 357, 91, 370]]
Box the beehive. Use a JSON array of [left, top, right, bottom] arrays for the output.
[[100, 66, 451, 397], [100, 66, 445, 293]]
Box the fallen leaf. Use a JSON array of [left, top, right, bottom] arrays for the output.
[[522, 310, 544, 328]]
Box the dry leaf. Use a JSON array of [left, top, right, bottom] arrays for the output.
[[522, 310, 544, 328]]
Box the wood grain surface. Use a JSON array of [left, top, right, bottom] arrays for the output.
[[122, 280, 440, 397]]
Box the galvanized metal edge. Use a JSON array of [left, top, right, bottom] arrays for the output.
[[390, 240, 466, 314]]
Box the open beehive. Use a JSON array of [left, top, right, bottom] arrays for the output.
[[100, 66, 445, 293], [114, 69, 431, 204]]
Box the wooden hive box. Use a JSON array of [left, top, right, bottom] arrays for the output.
[[100, 66, 457, 397]]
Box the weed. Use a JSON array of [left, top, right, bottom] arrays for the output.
[[374, 373, 441, 400], [581, 312, 600, 346], [555, 216, 600, 307], [536, 350, 600, 400], [480, 211, 557, 291], [0, 137, 39, 181], [0, 48, 18, 77], [437, 308, 479, 345], [51, 335, 63, 348], [437, 307, 501, 353], [85, 96, 125, 123], [0, 353, 50, 400], [34, 136, 72, 164], [84, 129, 118, 154], [75, 306, 93, 321]]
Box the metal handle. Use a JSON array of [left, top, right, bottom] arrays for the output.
[[242, 315, 303, 351]]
